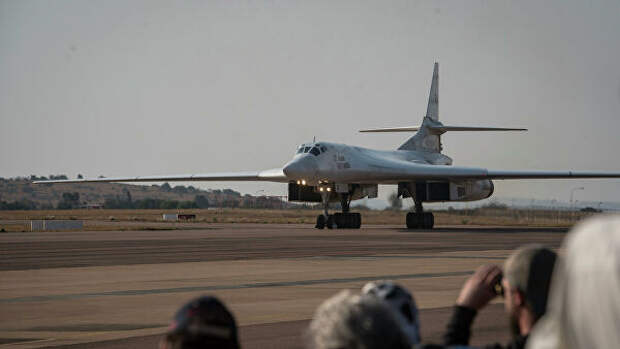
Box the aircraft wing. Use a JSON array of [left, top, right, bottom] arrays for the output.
[[363, 161, 620, 183], [33, 168, 288, 184], [484, 170, 620, 179]]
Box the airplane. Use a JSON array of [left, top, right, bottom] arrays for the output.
[[36, 63, 620, 229]]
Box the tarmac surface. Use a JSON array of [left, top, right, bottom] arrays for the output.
[[0, 223, 568, 348]]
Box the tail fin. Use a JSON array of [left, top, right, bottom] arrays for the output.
[[426, 62, 439, 121], [398, 62, 442, 152], [359, 62, 526, 153]]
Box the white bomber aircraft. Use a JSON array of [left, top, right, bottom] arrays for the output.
[[36, 63, 620, 229]]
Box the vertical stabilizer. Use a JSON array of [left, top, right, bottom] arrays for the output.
[[399, 62, 442, 152], [426, 62, 439, 121]]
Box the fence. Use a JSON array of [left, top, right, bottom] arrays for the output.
[[31, 220, 84, 231]]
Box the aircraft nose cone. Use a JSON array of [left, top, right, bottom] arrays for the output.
[[283, 156, 318, 180]]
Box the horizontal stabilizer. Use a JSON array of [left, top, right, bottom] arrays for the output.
[[360, 126, 420, 133], [360, 125, 527, 133], [433, 126, 527, 132]]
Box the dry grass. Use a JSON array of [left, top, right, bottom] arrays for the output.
[[0, 207, 598, 232]]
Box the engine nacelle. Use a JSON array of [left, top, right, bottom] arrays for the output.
[[288, 183, 379, 203], [288, 182, 322, 202], [399, 180, 494, 202]]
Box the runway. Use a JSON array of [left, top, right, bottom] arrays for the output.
[[0, 224, 567, 348]]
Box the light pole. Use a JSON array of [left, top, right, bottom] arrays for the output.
[[570, 187, 584, 216], [570, 186, 584, 212]]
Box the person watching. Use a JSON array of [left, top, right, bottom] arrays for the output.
[[159, 295, 240, 349], [307, 289, 410, 349], [361, 280, 421, 347], [527, 216, 620, 349], [444, 245, 557, 349]]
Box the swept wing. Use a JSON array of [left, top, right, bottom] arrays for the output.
[[348, 159, 620, 183], [33, 168, 287, 184]]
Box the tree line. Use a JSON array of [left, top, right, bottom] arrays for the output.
[[0, 192, 286, 210], [102, 194, 210, 209]]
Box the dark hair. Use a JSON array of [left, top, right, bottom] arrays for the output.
[[526, 248, 557, 320], [164, 296, 240, 349]]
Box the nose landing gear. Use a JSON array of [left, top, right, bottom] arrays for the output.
[[315, 192, 362, 229]]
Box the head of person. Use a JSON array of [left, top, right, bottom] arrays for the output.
[[160, 295, 240, 349], [501, 244, 557, 336], [361, 280, 421, 346], [307, 289, 410, 349], [527, 215, 620, 349]]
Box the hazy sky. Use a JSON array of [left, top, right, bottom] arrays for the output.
[[1, 0, 619, 204]]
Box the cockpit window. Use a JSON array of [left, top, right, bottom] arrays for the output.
[[320, 146, 327, 152], [310, 147, 320, 156], [304, 147, 311, 153], [296, 147, 304, 154]]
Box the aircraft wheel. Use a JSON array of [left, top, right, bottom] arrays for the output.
[[351, 212, 362, 229], [316, 215, 326, 229], [423, 212, 434, 229], [332, 213, 362, 229], [344, 214, 352, 229], [406, 212, 418, 229], [326, 215, 335, 229], [333, 213, 345, 229], [426, 212, 435, 229]]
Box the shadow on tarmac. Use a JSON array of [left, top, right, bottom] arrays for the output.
[[394, 226, 569, 234]]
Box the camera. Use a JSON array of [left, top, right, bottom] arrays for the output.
[[493, 275, 504, 296]]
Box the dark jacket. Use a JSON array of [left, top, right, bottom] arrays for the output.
[[442, 306, 527, 349]]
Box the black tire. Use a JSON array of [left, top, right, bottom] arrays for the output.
[[420, 212, 434, 229], [353, 213, 362, 229], [326, 215, 335, 229], [333, 213, 344, 229], [427, 212, 435, 229], [315, 215, 326, 229], [342, 214, 350, 229], [333, 213, 361, 229], [406, 212, 418, 229]]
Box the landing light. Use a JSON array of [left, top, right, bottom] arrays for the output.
[[319, 187, 324, 192], [301, 180, 306, 185], [296, 180, 301, 185], [327, 187, 331, 192]]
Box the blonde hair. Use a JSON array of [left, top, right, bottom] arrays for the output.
[[527, 215, 620, 349]]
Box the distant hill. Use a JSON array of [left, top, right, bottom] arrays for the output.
[[0, 176, 287, 210]]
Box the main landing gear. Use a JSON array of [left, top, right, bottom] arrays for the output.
[[315, 192, 361, 229], [406, 200, 434, 229]]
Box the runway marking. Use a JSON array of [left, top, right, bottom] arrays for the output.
[[302, 255, 504, 261], [0, 270, 472, 304], [23, 323, 164, 332]]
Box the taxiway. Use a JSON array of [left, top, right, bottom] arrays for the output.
[[0, 224, 567, 348]]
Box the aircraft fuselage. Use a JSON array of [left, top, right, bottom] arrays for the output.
[[283, 141, 453, 185]]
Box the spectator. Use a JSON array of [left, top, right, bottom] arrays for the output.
[[527, 216, 620, 349], [362, 280, 421, 346], [159, 295, 240, 349], [307, 289, 410, 349], [444, 245, 557, 349]]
